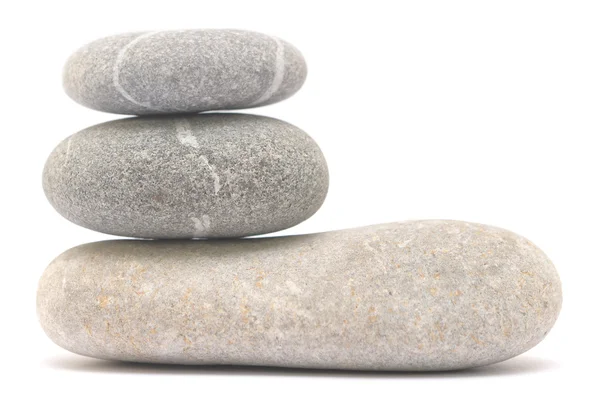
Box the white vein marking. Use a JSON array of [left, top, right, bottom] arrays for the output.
[[191, 215, 211, 237], [174, 118, 199, 148], [174, 118, 221, 195], [199, 155, 222, 195], [113, 31, 165, 112], [250, 36, 286, 106], [397, 238, 413, 248], [63, 138, 72, 168]]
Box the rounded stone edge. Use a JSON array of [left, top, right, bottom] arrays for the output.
[[249, 37, 308, 109], [62, 32, 146, 114], [459, 221, 563, 368]]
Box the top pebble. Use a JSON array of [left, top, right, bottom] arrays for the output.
[[63, 29, 307, 115]]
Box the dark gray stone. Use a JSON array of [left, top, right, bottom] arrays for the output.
[[43, 113, 328, 239], [63, 29, 307, 115], [37, 220, 562, 370]]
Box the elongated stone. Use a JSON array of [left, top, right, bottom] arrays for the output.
[[63, 29, 307, 115], [37, 220, 562, 370], [42, 113, 328, 239]]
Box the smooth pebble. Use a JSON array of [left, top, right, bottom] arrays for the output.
[[37, 220, 562, 370], [42, 113, 328, 239], [63, 29, 307, 115]]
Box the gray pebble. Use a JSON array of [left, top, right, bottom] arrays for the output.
[[63, 29, 307, 115], [42, 113, 328, 239], [37, 220, 561, 370]]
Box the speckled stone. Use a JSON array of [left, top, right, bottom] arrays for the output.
[[63, 29, 307, 115], [42, 114, 328, 239], [37, 220, 562, 370]]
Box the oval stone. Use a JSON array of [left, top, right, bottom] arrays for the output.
[[37, 220, 561, 370], [63, 29, 307, 115], [42, 114, 328, 239]]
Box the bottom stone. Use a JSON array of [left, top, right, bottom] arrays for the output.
[[37, 220, 562, 371]]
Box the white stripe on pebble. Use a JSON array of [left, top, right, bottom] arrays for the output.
[[250, 36, 286, 106], [113, 31, 165, 112]]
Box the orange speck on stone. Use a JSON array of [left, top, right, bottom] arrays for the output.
[[471, 334, 484, 345], [98, 295, 110, 308], [521, 270, 534, 277], [181, 288, 192, 302]]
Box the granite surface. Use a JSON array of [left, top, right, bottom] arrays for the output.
[[37, 220, 562, 370], [63, 29, 307, 115], [43, 113, 328, 239]]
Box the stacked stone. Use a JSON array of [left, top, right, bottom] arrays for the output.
[[45, 30, 327, 239], [38, 29, 562, 371]]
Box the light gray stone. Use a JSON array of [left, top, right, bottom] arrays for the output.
[[37, 220, 561, 370], [63, 29, 307, 115], [42, 113, 328, 239]]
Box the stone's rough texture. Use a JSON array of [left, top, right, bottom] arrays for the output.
[[42, 114, 328, 239], [37, 220, 562, 370], [63, 29, 307, 115]]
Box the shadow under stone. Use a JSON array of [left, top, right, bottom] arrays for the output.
[[42, 354, 559, 378]]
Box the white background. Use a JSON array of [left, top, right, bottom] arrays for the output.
[[2, 0, 598, 405]]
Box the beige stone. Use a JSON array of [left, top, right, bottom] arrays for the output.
[[37, 220, 562, 370]]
